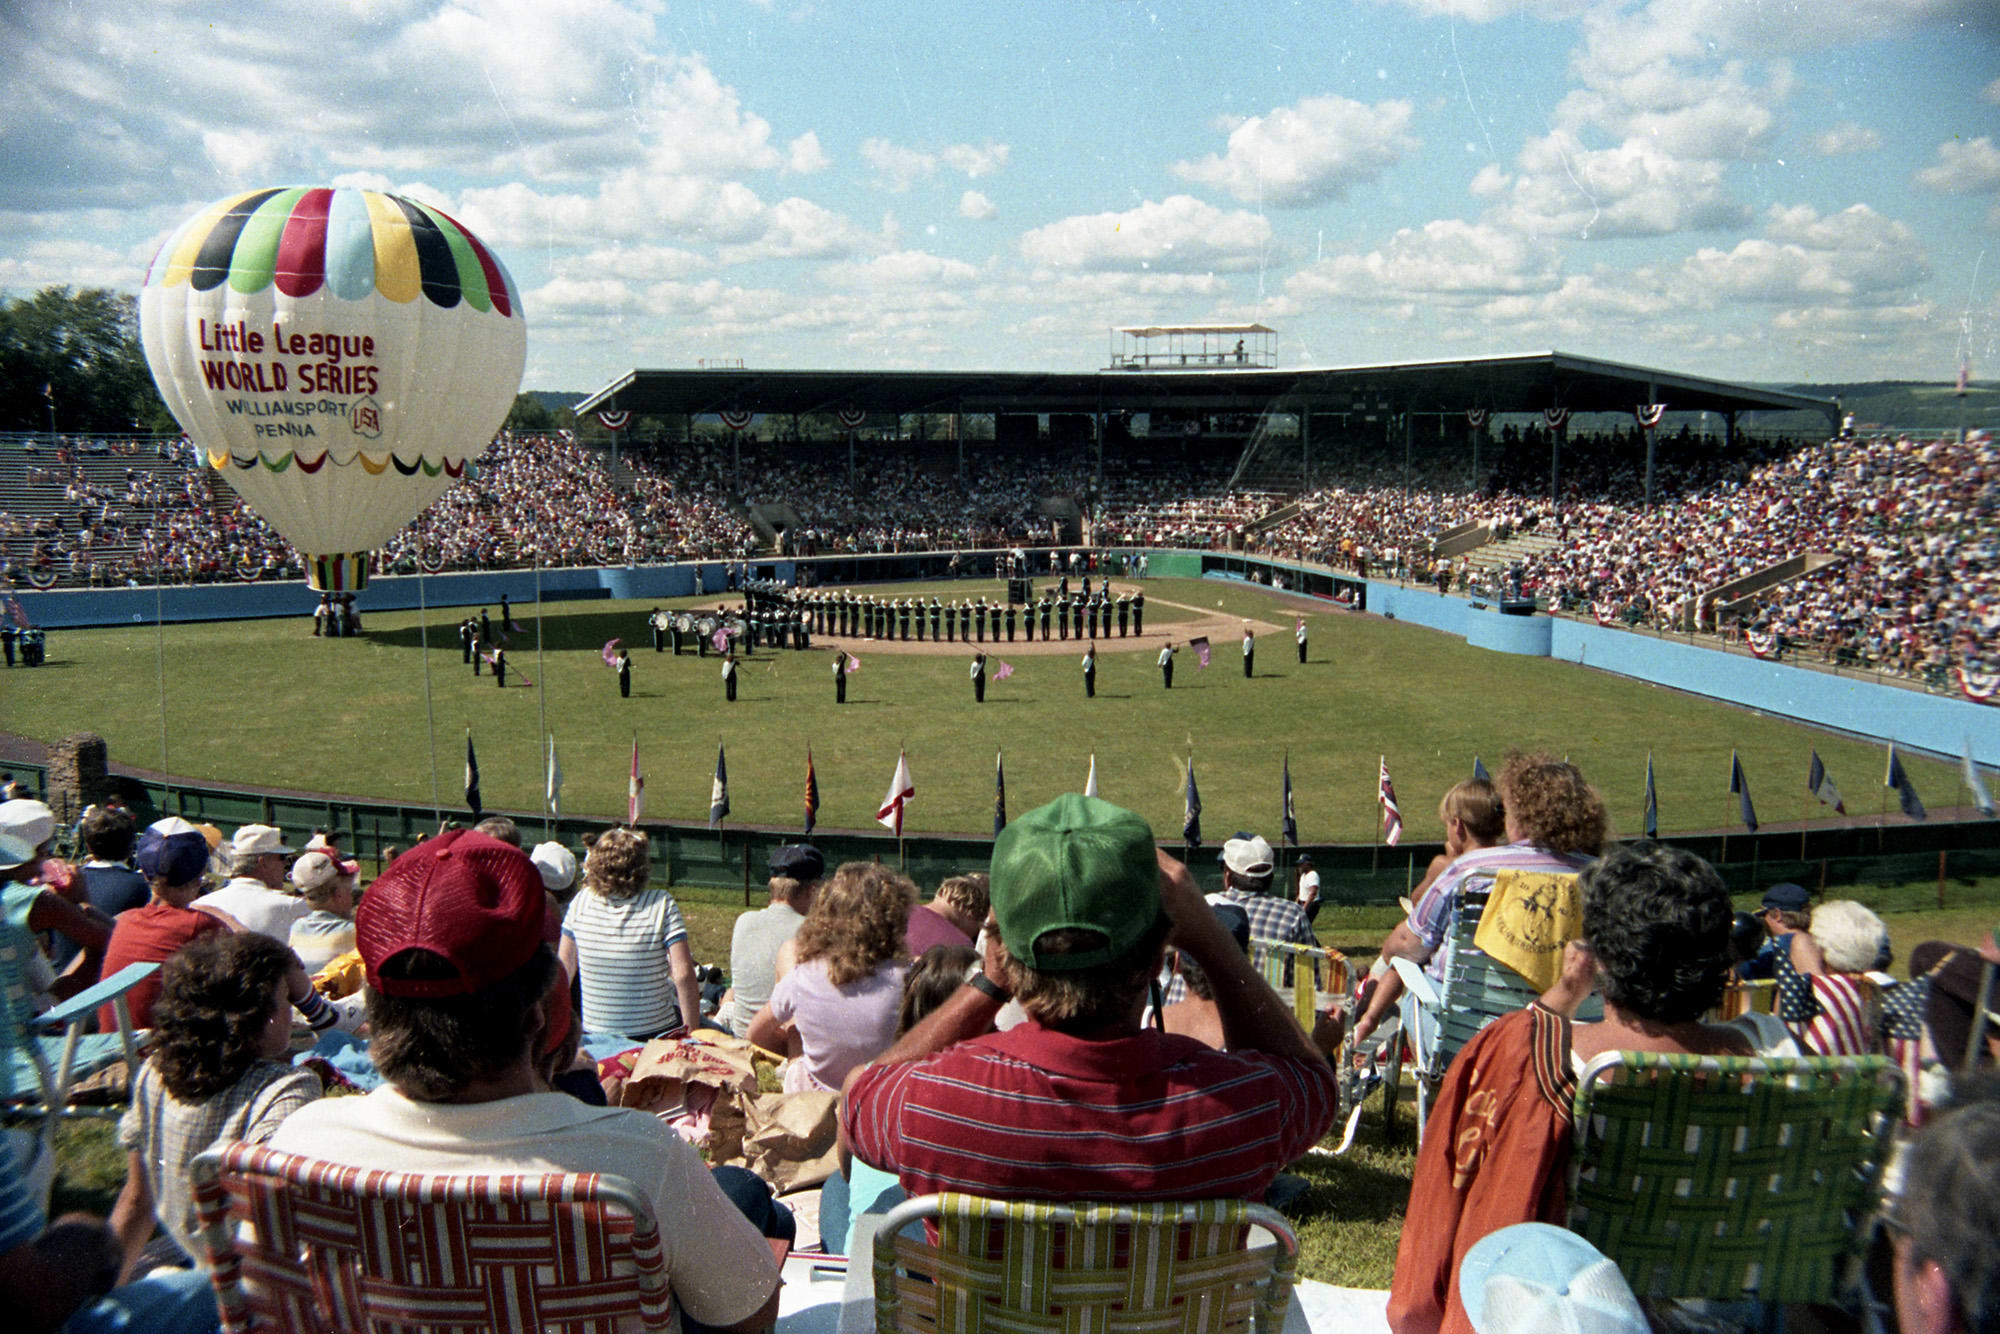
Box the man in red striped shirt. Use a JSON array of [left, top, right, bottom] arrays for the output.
[[840, 794, 1337, 1202]]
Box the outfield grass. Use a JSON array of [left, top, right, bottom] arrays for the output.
[[5, 578, 1968, 847]]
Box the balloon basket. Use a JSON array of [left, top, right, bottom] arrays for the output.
[[308, 552, 371, 592]]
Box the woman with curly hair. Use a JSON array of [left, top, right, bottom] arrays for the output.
[[558, 827, 701, 1041], [1389, 843, 1795, 1334], [749, 863, 913, 1093], [107, 932, 321, 1279]]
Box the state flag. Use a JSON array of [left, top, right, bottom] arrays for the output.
[[1807, 750, 1845, 814], [709, 744, 730, 828], [877, 749, 915, 837], [1886, 743, 1927, 821], [1729, 751, 1758, 832], [464, 731, 482, 816]]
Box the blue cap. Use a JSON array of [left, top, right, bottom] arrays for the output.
[[136, 828, 211, 885]]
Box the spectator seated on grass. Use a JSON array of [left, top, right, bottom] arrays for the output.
[[1780, 897, 1892, 1057], [108, 932, 321, 1279], [268, 830, 790, 1334], [191, 825, 308, 945], [1158, 903, 1251, 1049], [750, 862, 912, 1093], [96, 821, 229, 1032], [284, 851, 358, 976], [840, 794, 1337, 1203], [1388, 842, 1795, 1334], [904, 873, 988, 957], [559, 827, 702, 1043], [67, 806, 148, 967], [721, 843, 821, 1040], [1889, 1074, 2000, 1334]]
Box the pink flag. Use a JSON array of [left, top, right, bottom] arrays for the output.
[[845, 655, 861, 674], [1191, 635, 1212, 668], [601, 638, 621, 669], [877, 750, 915, 837], [711, 626, 731, 653], [627, 737, 645, 825], [994, 661, 1015, 681]]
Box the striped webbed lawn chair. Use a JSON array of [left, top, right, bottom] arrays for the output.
[[1246, 938, 1350, 1035], [1390, 870, 1597, 1139], [1567, 1051, 1903, 1314], [191, 1143, 673, 1333], [872, 1194, 1298, 1334]]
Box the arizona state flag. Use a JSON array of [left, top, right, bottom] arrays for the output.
[[803, 747, 820, 834]]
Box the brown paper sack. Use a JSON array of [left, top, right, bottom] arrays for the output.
[[615, 1033, 765, 1161], [741, 1090, 841, 1193]]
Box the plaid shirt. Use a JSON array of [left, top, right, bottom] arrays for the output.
[[1215, 888, 1317, 947], [120, 1058, 321, 1263]]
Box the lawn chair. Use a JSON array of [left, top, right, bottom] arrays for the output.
[[1567, 1051, 1903, 1311], [1246, 938, 1350, 1034], [1390, 869, 1594, 1139], [1, 915, 156, 1202], [190, 1143, 673, 1333], [872, 1193, 1298, 1334]]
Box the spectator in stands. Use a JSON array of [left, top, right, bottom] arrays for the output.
[[1389, 842, 1779, 1334], [751, 862, 912, 1092], [1888, 1076, 2000, 1334], [285, 851, 358, 976], [558, 827, 701, 1041], [841, 794, 1337, 1202], [904, 872, 988, 957], [192, 825, 308, 943], [1352, 778, 1508, 1045], [108, 933, 321, 1278], [267, 831, 787, 1334], [721, 843, 820, 1039], [1376, 752, 1604, 991]]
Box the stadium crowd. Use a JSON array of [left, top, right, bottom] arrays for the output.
[[3, 422, 1993, 684], [5, 753, 1997, 1333]]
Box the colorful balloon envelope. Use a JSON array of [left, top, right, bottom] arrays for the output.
[[139, 186, 527, 590]]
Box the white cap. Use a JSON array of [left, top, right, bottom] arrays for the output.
[[228, 823, 295, 859], [1221, 834, 1275, 878], [290, 851, 341, 893], [531, 842, 578, 893], [0, 799, 55, 850], [1460, 1224, 1647, 1334]]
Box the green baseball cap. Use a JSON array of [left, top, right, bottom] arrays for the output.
[[991, 794, 1161, 972]]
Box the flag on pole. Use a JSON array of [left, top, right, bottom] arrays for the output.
[[1281, 755, 1298, 846], [464, 731, 482, 816], [877, 749, 914, 836], [1643, 753, 1658, 839], [1729, 750, 1758, 832], [803, 747, 820, 834], [994, 750, 1008, 837], [1472, 755, 1490, 783], [1084, 754, 1099, 799], [1182, 759, 1202, 847], [709, 744, 730, 828], [545, 735, 563, 818], [1378, 756, 1403, 846], [1964, 736, 1995, 817], [1807, 750, 1846, 814], [1886, 743, 1927, 821], [845, 654, 861, 673], [600, 638, 621, 669], [627, 736, 645, 825], [1190, 635, 1212, 668]]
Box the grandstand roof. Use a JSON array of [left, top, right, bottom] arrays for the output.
[[576, 350, 1838, 425]]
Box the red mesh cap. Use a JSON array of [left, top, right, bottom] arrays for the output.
[[357, 829, 546, 998]]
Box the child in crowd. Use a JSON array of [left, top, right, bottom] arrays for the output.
[[108, 933, 322, 1277]]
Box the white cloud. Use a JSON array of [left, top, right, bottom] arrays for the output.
[[1287, 220, 1563, 304], [859, 138, 1011, 191], [1017, 196, 1276, 273], [820, 250, 979, 290], [1552, 59, 1782, 160], [1170, 95, 1416, 207], [783, 132, 830, 175], [1987, 77, 2000, 105], [1814, 124, 1883, 156], [1678, 204, 1929, 303], [1489, 132, 1751, 238], [1915, 137, 2000, 194], [958, 190, 997, 221], [716, 196, 881, 262]]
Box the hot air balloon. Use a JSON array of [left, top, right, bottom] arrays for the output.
[[138, 186, 526, 590]]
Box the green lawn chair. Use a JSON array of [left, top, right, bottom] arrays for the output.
[[873, 1193, 1299, 1334], [1568, 1051, 1903, 1312]]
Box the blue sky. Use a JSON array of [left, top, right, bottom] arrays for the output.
[[2, 0, 1997, 393]]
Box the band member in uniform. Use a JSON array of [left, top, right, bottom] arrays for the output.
[[650, 608, 666, 652], [971, 652, 987, 703], [459, 618, 474, 663], [1082, 643, 1096, 698], [1038, 595, 1052, 641], [1005, 603, 1017, 641], [1056, 592, 1069, 640], [833, 649, 849, 703], [1242, 623, 1255, 678], [617, 648, 632, 698], [1296, 616, 1308, 663], [1117, 593, 1131, 637], [1132, 591, 1145, 635], [1159, 641, 1176, 689], [723, 650, 738, 702], [493, 645, 506, 688]]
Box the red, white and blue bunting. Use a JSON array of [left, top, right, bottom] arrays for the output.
[[1592, 601, 1617, 626], [1956, 664, 2000, 704], [718, 409, 754, 431], [836, 407, 866, 430], [1542, 407, 1570, 431], [596, 410, 631, 432], [1465, 408, 1489, 429], [1635, 403, 1667, 429], [1745, 628, 1778, 659]]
